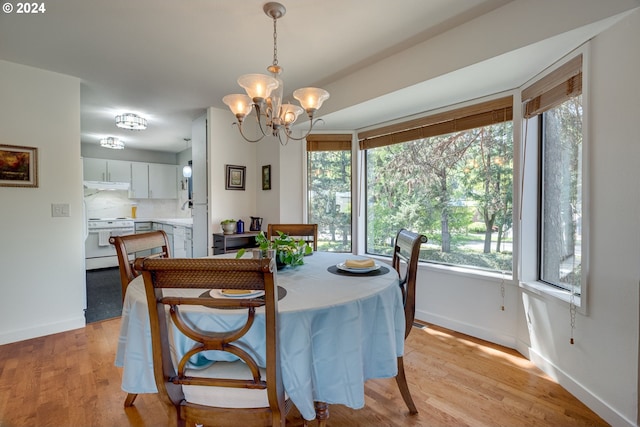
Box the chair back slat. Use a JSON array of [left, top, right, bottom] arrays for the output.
[[110, 230, 171, 301], [391, 229, 427, 339], [267, 223, 318, 251]]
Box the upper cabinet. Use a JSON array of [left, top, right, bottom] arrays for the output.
[[83, 158, 131, 183], [83, 157, 179, 200], [148, 163, 178, 199], [130, 162, 149, 199], [129, 161, 178, 200]]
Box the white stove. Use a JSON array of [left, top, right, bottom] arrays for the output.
[[85, 218, 135, 270], [88, 218, 135, 231]]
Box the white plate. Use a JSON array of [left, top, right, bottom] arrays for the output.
[[210, 289, 265, 299], [336, 262, 380, 273]]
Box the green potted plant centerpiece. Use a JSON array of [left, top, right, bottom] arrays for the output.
[[236, 231, 312, 269], [220, 219, 236, 235]]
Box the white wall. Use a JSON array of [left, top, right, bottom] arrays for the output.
[[207, 107, 257, 234], [0, 60, 85, 344], [523, 11, 639, 425], [207, 108, 306, 233], [409, 10, 640, 426]]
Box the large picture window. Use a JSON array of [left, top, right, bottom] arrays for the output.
[[306, 134, 352, 252], [360, 97, 513, 273]]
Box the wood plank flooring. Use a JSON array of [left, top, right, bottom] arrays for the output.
[[0, 319, 608, 427]]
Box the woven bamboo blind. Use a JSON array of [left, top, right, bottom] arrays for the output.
[[358, 96, 513, 150], [306, 134, 352, 151], [522, 54, 582, 118]]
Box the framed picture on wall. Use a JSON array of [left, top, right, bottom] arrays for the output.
[[225, 164, 246, 190], [0, 144, 38, 188], [262, 165, 271, 190]]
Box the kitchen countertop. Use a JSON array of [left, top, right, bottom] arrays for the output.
[[133, 218, 193, 227]]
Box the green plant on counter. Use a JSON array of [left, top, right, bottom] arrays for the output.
[[236, 231, 312, 267], [221, 219, 235, 224]]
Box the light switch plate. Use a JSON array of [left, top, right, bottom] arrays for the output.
[[51, 203, 70, 217]]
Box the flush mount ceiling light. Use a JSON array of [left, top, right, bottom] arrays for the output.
[[223, 2, 329, 145], [115, 113, 147, 130], [100, 137, 125, 150]]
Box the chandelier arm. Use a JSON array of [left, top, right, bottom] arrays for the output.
[[282, 118, 325, 141], [234, 121, 266, 144], [277, 132, 289, 146], [251, 104, 271, 138]]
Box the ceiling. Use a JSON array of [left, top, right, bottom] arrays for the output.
[[0, 0, 629, 153]]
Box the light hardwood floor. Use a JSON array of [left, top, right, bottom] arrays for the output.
[[0, 318, 608, 427]]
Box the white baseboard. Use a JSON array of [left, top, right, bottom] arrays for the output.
[[0, 315, 86, 345], [527, 347, 635, 427], [415, 308, 517, 349]]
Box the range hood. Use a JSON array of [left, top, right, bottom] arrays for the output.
[[83, 181, 130, 191]]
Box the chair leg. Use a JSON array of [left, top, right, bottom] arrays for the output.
[[314, 401, 329, 427], [124, 392, 137, 407], [395, 356, 418, 414]]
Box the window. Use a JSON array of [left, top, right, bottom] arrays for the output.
[[360, 97, 513, 273], [306, 134, 352, 252], [523, 54, 583, 294]]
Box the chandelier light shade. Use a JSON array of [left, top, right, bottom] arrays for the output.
[[223, 94, 253, 118], [115, 113, 147, 130], [223, 2, 330, 144], [100, 137, 125, 150]]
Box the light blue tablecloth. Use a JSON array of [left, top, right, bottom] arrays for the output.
[[115, 251, 405, 420]]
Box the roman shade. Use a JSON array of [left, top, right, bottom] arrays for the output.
[[306, 134, 352, 151], [358, 96, 513, 150], [522, 54, 582, 118]]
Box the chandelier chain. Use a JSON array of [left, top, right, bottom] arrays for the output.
[[272, 15, 278, 67]]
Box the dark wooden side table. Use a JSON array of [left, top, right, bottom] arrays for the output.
[[212, 231, 260, 254]]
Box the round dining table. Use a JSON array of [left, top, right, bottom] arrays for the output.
[[115, 251, 406, 421]]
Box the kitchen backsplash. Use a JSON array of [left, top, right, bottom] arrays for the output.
[[84, 189, 191, 219]]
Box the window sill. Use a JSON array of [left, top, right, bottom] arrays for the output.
[[367, 254, 514, 284], [519, 280, 584, 314]]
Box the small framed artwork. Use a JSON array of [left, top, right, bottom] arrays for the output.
[[262, 164, 271, 190], [0, 144, 38, 188], [225, 164, 246, 190]]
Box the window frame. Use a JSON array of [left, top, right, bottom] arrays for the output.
[[305, 134, 354, 253], [359, 95, 515, 277], [519, 46, 590, 312]]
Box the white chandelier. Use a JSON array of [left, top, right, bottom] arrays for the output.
[[223, 2, 329, 145], [100, 137, 125, 150], [115, 113, 147, 130]]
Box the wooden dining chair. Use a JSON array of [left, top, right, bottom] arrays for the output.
[[135, 257, 292, 427], [267, 223, 318, 251], [109, 229, 171, 407], [109, 230, 171, 302], [391, 228, 427, 415]]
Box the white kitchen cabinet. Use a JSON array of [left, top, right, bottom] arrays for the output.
[[148, 163, 178, 199], [173, 225, 192, 258], [130, 162, 177, 199], [83, 158, 131, 183], [130, 162, 149, 198]]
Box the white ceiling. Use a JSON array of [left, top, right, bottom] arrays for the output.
[[0, 0, 632, 152]]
